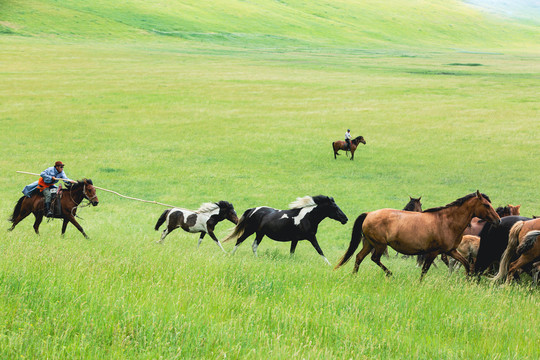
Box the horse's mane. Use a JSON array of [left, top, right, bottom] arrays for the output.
[[64, 178, 93, 190], [289, 196, 316, 209], [423, 193, 491, 213], [197, 202, 220, 213]]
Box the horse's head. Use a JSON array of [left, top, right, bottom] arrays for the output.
[[218, 201, 239, 225], [473, 190, 499, 225], [508, 204, 521, 216], [82, 179, 99, 206], [353, 136, 366, 145], [405, 196, 422, 212], [314, 196, 348, 224]]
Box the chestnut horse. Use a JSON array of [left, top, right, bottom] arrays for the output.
[[493, 218, 540, 284], [334, 191, 500, 281], [8, 179, 99, 239], [332, 136, 366, 160]]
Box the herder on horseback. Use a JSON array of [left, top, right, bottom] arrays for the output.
[[23, 161, 77, 217]]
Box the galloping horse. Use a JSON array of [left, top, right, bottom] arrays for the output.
[[334, 191, 500, 280], [473, 215, 531, 276], [223, 195, 348, 264], [9, 179, 99, 239], [154, 201, 239, 252], [493, 218, 540, 284], [332, 136, 366, 160]]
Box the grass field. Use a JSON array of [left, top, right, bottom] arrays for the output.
[[1, 0, 539, 358]]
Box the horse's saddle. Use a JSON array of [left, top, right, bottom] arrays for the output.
[[46, 188, 64, 218]]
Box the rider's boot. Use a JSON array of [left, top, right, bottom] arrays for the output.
[[45, 202, 53, 218]]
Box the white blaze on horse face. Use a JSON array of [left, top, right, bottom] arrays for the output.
[[293, 206, 316, 225]]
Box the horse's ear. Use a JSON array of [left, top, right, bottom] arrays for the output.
[[418, 196, 422, 201], [476, 190, 481, 198]]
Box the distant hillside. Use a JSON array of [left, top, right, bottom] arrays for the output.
[[1, 0, 539, 50]]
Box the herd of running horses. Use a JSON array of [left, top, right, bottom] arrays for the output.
[[7, 179, 540, 286]]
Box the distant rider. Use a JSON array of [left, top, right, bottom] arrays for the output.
[[38, 161, 76, 217], [345, 129, 352, 151]]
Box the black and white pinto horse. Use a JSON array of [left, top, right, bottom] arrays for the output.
[[223, 195, 348, 264], [154, 201, 239, 252]]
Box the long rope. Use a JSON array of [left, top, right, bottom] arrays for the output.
[[16, 170, 178, 209]]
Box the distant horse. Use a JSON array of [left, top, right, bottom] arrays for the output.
[[473, 216, 531, 276], [8, 179, 99, 239], [493, 218, 540, 284], [154, 201, 239, 252], [223, 195, 348, 264], [332, 136, 366, 160], [448, 235, 480, 274], [495, 204, 521, 218], [334, 191, 500, 281]]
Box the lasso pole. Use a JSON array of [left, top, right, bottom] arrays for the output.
[[16, 171, 177, 208]]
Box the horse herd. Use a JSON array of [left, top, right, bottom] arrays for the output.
[[8, 180, 540, 286]]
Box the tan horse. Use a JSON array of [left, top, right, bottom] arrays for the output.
[[448, 235, 480, 274], [493, 218, 540, 284], [334, 191, 500, 281]]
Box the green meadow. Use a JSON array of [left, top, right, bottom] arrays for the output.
[[1, 0, 539, 358]]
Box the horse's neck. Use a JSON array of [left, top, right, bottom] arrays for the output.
[[439, 200, 476, 234], [66, 188, 84, 205]]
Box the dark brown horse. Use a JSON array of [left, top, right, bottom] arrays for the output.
[[9, 179, 99, 238], [332, 136, 366, 160], [493, 218, 540, 284], [334, 191, 500, 281]]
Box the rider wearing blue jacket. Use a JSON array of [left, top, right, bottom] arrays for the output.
[[38, 161, 75, 217]]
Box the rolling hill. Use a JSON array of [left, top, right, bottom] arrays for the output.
[[1, 0, 539, 50]]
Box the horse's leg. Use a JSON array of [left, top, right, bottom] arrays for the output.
[[370, 246, 392, 277], [350, 149, 355, 160], [447, 249, 470, 276], [419, 252, 438, 281], [61, 218, 70, 236], [33, 213, 44, 235], [231, 230, 255, 255], [506, 255, 535, 284], [440, 253, 450, 268], [197, 232, 206, 247], [251, 233, 264, 257], [353, 242, 373, 273], [207, 231, 227, 253], [290, 240, 298, 255], [63, 214, 89, 239], [307, 236, 330, 265], [9, 210, 31, 231]]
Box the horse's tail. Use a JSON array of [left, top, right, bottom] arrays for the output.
[[222, 209, 250, 242], [9, 196, 25, 223], [334, 213, 368, 269], [332, 142, 340, 155], [493, 221, 524, 283], [517, 230, 540, 256], [154, 209, 171, 231]]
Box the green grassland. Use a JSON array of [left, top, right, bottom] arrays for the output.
[[1, 0, 539, 358]]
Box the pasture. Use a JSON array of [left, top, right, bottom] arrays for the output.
[[1, 0, 540, 358]]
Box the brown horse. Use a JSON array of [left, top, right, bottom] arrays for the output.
[[334, 191, 500, 281], [493, 218, 540, 284], [332, 136, 366, 160], [9, 179, 99, 239]]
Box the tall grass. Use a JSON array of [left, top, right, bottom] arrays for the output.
[[1, 0, 539, 358]]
